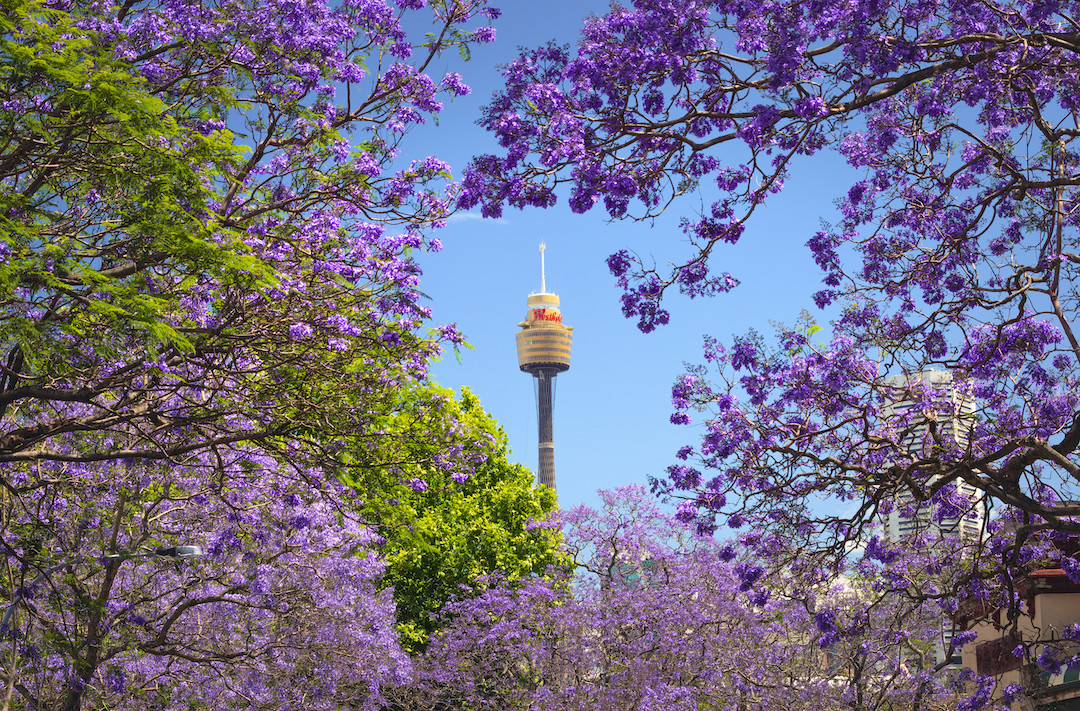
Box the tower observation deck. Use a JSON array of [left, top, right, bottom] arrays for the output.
[[516, 243, 573, 491]]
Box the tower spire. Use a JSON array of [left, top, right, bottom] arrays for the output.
[[539, 241, 547, 293]]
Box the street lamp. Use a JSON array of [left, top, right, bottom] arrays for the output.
[[0, 544, 203, 711], [0, 545, 203, 633], [108, 545, 203, 561]]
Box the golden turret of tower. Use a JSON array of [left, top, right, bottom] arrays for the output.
[[516, 290, 573, 373]]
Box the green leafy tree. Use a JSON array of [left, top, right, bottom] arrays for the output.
[[348, 387, 564, 651]]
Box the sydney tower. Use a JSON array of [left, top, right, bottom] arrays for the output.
[[515, 243, 573, 492]]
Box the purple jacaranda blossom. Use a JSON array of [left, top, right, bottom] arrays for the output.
[[0, 1, 509, 707], [414, 487, 970, 710]]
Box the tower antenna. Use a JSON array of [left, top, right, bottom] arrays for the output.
[[539, 241, 547, 293]]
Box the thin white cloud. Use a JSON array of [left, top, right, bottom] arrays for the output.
[[447, 211, 509, 225]]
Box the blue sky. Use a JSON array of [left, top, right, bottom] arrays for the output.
[[406, 1, 857, 511]]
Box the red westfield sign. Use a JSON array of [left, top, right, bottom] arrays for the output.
[[531, 308, 562, 323]]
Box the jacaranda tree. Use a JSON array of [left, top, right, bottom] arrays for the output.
[[1, 0, 494, 468], [461, 0, 1080, 705], [0, 0, 506, 707], [0, 388, 561, 711], [0, 447, 408, 711], [410, 486, 969, 711]]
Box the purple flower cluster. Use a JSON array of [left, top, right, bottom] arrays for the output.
[[414, 487, 972, 710], [0, 450, 410, 710], [1, 0, 499, 470]]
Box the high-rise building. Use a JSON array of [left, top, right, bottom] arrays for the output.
[[881, 370, 984, 667], [515, 243, 573, 492], [881, 370, 984, 541]]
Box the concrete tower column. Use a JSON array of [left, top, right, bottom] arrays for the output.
[[536, 368, 556, 490]]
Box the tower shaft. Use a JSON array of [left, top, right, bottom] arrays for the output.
[[536, 369, 556, 490]]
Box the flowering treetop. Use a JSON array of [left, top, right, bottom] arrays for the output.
[[0, 0, 497, 472], [413, 486, 968, 711]]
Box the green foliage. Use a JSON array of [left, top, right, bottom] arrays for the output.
[[346, 387, 564, 651], [0, 0, 476, 468], [0, 0, 261, 388]]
